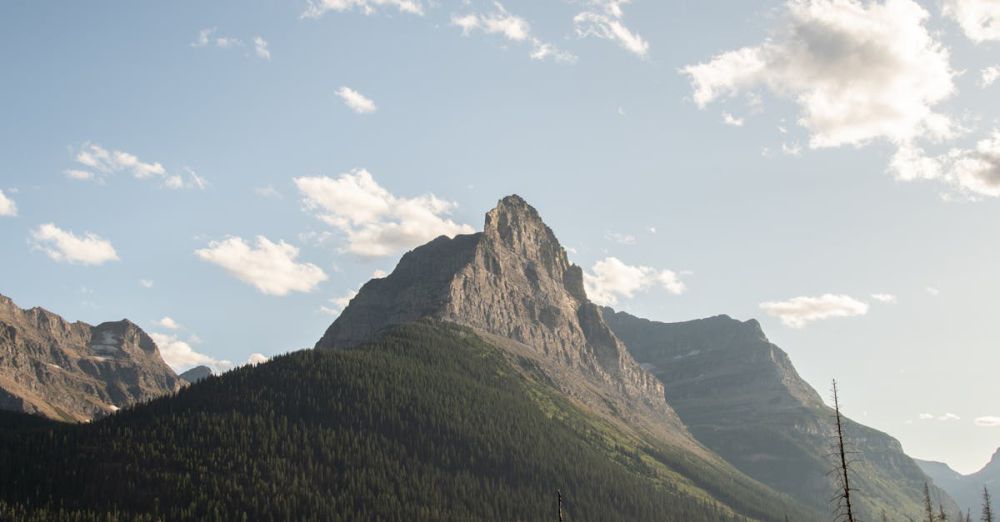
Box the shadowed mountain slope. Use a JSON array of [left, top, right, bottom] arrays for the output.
[[602, 308, 957, 521]]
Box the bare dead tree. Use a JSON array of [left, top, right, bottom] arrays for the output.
[[924, 483, 937, 522], [984, 487, 994, 522], [831, 380, 857, 522], [557, 490, 564, 522]]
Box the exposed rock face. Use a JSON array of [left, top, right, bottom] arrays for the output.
[[602, 308, 958, 520], [179, 365, 213, 384], [918, 449, 1000, 513], [317, 195, 686, 439], [0, 294, 183, 422]]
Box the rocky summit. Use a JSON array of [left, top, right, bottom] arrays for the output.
[[317, 195, 689, 443], [0, 294, 183, 422], [602, 308, 958, 520]]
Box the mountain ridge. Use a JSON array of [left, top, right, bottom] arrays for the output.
[[601, 306, 958, 520], [0, 293, 183, 422]]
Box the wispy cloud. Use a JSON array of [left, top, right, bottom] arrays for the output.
[[573, 0, 649, 58], [974, 416, 1000, 427], [302, 0, 424, 18], [319, 289, 359, 316], [870, 293, 898, 304], [451, 2, 575, 63], [191, 28, 243, 49], [0, 189, 16, 217], [195, 236, 328, 295], [254, 36, 271, 60], [918, 412, 961, 421], [760, 294, 869, 328], [336, 86, 377, 114], [30, 223, 119, 265]]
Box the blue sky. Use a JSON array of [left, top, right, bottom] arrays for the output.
[[1, 0, 999, 473]]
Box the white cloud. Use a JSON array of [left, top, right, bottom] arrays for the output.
[[336, 86, 377, 114], [890, 131, 1000, 198], [254, 185, 283, 199], [295, 169, 475, 257], [451, 3, 575, 63], [583, 256, 685, 307], [943, 0, 1000, 43], [30, 223, 119, 265], [683, 0, 956, 149], [320, 289, 358, 316], [191, 28, 243, 48], [870, 293, 898, 304], [302, 0, 424, 18], [926, 286, 941, 296], [72, 143, 168, 182], [722, 112, 744, 127], [950, 131, 1000, 198], [0, 189, 16, 217], [760, 294, 869, 328], [164, 168, 208, 191], [781, 142, 803, 156], [195, 236, 328, 295], [139, 279, 154, 289], [919, 412, 961, 421], [246, 353, 269, 366], [157, 316, 180, 330], [150, 332, 232, 374], [981, 66, 1000, 87], [64, 169, 95, 181], [974, 416, 1000, 427], [574, 0, 649, 58], [253, 36, 271, 60], [372, 269, 389, 278], [605, 232, 636, 245]]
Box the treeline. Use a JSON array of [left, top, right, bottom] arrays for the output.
[[0, 322, 801, 521]]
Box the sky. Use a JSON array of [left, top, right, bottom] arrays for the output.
[[1, 0, 998, 474]]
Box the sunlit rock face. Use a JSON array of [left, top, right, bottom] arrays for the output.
[[0, 294, 182, 422]]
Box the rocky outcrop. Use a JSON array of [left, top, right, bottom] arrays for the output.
[[179, 365, 213, 384], [0, 294, 183, 422], [317, 195, 688, 441], [602, 308, 958, 520], [918, 449, 1000, 513]]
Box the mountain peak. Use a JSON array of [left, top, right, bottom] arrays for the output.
[[316, 195, 687, 441]]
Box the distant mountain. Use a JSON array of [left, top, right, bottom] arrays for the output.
[[917, 449, 1000, 513], [602, 308, 958, 521], [0, 294, 183, 421], [178, 365, 212, 384]]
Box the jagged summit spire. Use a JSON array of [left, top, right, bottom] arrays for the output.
[[314, 194, 686, 440]]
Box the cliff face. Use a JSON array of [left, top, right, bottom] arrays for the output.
[[0, 294, 183, 422], [317, 195, 686, 440], [602, 308, 958, 520]]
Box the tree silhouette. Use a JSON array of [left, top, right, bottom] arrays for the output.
[[984, 487, 994, 522], [831, 380, 856, 522]]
